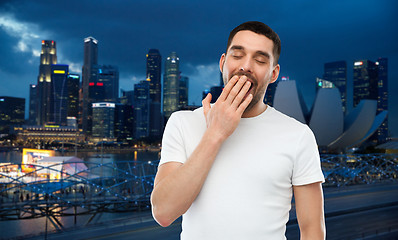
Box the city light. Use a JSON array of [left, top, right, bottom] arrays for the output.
[[354, 61, 363, 66]]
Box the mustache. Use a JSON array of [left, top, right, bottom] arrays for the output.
[[230, 71, 257, 85]]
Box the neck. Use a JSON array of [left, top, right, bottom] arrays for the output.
[[242, 102, 267, 118]]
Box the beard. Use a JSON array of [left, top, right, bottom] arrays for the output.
[[223, 70, 267, 113]]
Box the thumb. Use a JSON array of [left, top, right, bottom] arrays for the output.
[[202, 93, 212, 117]]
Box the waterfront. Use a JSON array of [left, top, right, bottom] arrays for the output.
[[0, 150, 397, 239], [0, 149, 160, 239]]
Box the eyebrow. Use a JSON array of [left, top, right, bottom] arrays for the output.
[[229, 45, 270, 60]]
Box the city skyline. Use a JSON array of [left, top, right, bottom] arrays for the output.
[[0, 1, 397, 136]]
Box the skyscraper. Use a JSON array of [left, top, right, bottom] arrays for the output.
[[37, 40, 57, 125], [376, 58, 388, 143], [134, 80, 151, 139], [67, 74, 80, 127], [49, 64, 69, 125], [146, 49, 162, 102], [146, 49, 163, 140], [0, 96, 25, 134], [29, 84, 37, 125], [323, 61, 347, 113], [353, 60, 378, 107], [92, 102, 115, 140], [98, 65, 119, 102], [114, 103, 134, 141], [163, 52, 180, 119], [179, 76, 189, 109], [82, 36, 98, 134], [353, 58, 389, 144]]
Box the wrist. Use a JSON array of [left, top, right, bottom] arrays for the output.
[[203, 127, 226, 146]]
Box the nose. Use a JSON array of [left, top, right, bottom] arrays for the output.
[[239, 58, 253, 73]]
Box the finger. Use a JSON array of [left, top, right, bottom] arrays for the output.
[[218, 75, 239, 101], [237, 93, 253, 115], [225, 75, 247, 104], [231, 80, 251, 109], [202, 93, 212, 117]]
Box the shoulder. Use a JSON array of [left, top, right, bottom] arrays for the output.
[[268, 106, 309, 132], [169, 107, 204, 124], [166, 107, 206, 134]]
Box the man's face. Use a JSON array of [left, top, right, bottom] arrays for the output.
[[220, 30, 280, 112]]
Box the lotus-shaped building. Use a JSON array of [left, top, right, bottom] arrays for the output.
[[272, 80, 387, 151]]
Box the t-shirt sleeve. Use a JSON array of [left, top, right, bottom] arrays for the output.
[[292, 125, 325, 186], [159, 112, 187, 166]]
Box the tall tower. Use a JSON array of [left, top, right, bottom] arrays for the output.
[[376, 58, 389, 143], [134, 80, 151, 139], [163, 52, 180, 119], [49, 64, 69, 125], [0, 97, 25, 134], [67, 74, 80, 120], [98, 65, 119, 102], [179, 76, 189, 109], [323, 61, 347, 113], [29, 84, 37, 125], [37, 40, 57, 125], [146, 49, 162, 102], [353, 60, 378, 107], [82, 36, 98, 134], [92, 102, 115, 140], [146, 49, 163, 139]]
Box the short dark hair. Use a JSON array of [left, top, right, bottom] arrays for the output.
[[226, 21, 281, 65]]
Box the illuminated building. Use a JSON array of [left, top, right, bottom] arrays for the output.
[[14, 125, 84, 145], [375, 58, 388, 144], [163, 52, 180, 119], [98, 65, 119, 102], [146, 49, 162, 103], [316, 77, 335, 90], [37, 40, 57, 125], [273, 80, 387, 151], [353, 60, 378, 107], [115, 103, 135, 141], [67, 74, 80, 121], [134, 80, 150, 139], [323, 61, 347, 113], [146, 49, 162, 139], [49, 64, 69, 125], [179, 76, 189, 109], [354, 59, 389, 144], [29, 84, 37, 125], [118, 91, 135, 141], [92, 102, 115, 141], [0, 97, 25, 134], [82, 36, 98, 134]]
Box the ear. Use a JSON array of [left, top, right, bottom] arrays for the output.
[[219, 53, 226, 73], [270, 64, 280, 83]]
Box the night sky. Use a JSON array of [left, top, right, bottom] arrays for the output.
[[1, 0, 397, 136]]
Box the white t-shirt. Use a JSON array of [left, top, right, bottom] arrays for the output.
[[159, 106, 325, 240]]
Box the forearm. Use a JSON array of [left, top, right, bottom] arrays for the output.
[[294, 182, 325, 240], [151, 129, 223, 227], [300, 224, 325, 240]]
